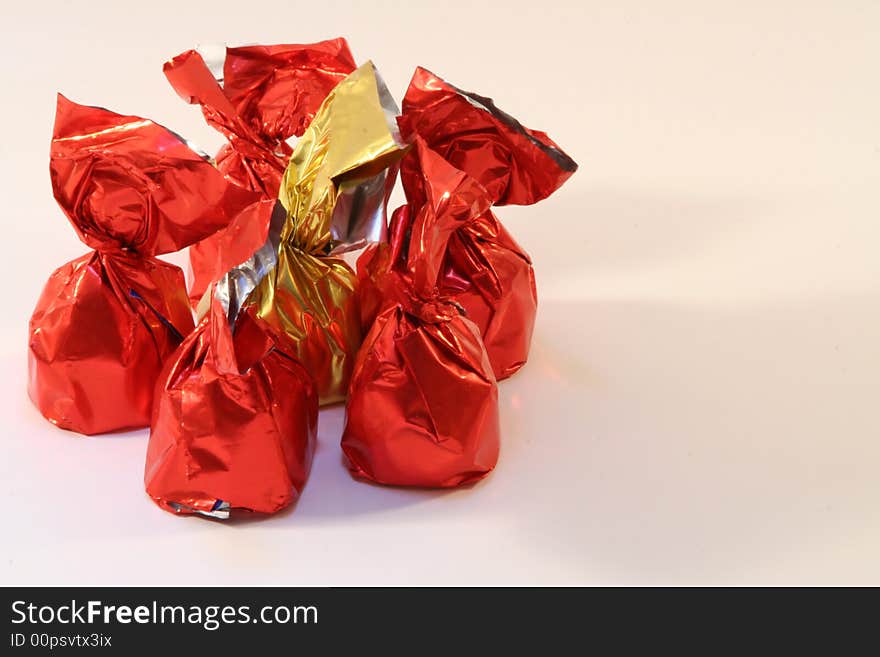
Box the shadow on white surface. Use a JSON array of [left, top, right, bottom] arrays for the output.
[[3, 180, 878, 582], [494, 294, 880, 584]]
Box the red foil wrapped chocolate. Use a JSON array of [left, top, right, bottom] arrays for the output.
[[28, 95, 262, 435], [145, 289, 318, 518], [164, 39, 357, 303], [400, 67, 577, 207], [382, 67, 579, 378], [342, 139, 500, 487]]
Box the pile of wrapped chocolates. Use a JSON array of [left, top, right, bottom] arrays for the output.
[[27, 38, 577, 519]]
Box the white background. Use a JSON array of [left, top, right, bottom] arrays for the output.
[[1, 1, 878, 585]]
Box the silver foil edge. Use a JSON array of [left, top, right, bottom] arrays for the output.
[[327, 62, 403, 253]]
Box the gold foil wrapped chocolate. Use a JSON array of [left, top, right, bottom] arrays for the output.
[[245, 62, 405, 403]]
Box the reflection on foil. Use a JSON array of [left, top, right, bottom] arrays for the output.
[[327, 63, 403, 255], [213, 201, 286, 327], [195, 43, 227, 84], [329, 164, 398, 254]]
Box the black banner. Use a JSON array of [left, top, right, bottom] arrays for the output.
[[1, 587, 590, 653], [4, 586, 853, 652]]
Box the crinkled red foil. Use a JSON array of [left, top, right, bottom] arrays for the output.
[[27, 95, 263, 435], [145, 295, 318, 517], [400, 66, 577, 207], [359, 197, 537, 380], [164, 39, 356, 304], [342, 139, 500, 487], [439, 210, 536, 378], [377, 66, 579, 378]]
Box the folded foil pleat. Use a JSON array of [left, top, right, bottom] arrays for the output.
[[32, 44, 577, 512], [342, 139, 500, 487], [164, 39, 357, 303], [28, 95, 263, 435], [246, 62, 406, 404]]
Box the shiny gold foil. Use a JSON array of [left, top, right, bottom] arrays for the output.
[[247, 62, 406, 404]]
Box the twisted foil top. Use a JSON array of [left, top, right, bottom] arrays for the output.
[[277, 61, 405, 252]]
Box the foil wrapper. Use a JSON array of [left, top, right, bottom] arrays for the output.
[[400, 66, 578, 206], [28, 95, 263, 435], [245, 61, 405, 405], [342, 139, 500, 487], [145, 300, 318, 518], [364, 67, 579, 379], [145, 205, 318, 518], [440, 210, 536, 378], [164, 38, 357, 303]]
